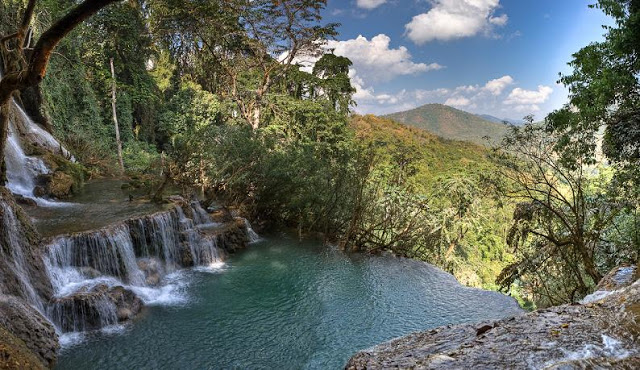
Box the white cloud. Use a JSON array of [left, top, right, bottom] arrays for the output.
[[484, 75, 514, 95], [357, 0, 387, 9], [445, 96, 472, 107], [326, 34, 442, 83], [489, 14, 509, 26], [405, 0, 508, 45], [350, 75, 555, 118], [504, 85, 553, 105]]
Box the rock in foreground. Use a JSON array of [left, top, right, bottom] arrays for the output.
[[346, 270, 639, 369], [0, 295, 59, 368]]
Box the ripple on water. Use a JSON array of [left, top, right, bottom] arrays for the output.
[[56, 237, 523, 370]]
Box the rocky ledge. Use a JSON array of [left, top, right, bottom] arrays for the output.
[[346, 266, 639, 369]]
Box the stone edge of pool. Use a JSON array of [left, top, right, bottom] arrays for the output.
[[344, 265, 639, 370]]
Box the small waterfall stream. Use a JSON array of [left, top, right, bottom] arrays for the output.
[[4, 119, 51, 203], [1, 70, 74, 206], [0, 202, 45, 311]]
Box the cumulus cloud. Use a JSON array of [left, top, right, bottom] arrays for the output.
[[351, 75, 554, 118], [445, 96, 474, 108], [484, 75, 514, 96], [504, 85, 553, 105], [405, 0, 508, 45], [326, 34, 442, 83], [356, 0, 387, 9]]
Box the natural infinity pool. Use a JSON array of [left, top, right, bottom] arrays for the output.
[[56, 235, 522, 369]]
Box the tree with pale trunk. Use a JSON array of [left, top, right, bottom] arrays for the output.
[[0, 0, 121, 184]]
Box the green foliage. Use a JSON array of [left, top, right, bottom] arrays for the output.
[[122, 140, 161, 175], [492, 124, 637, 307], [548, 0, 640, 187], [346, 115, 514, 288]]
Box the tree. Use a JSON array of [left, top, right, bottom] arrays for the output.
[[110, 57, 125, 175], [148, 0, 338, 129], [0, 0, 121, 183], [547, 0, 640, 186], [493, 122, 625, 305]]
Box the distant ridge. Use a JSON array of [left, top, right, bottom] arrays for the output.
[[383, 104, 510, 145], [477, 114, 525, 126]]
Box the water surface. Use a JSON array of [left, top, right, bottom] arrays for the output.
[[56, 235, 522, 370]]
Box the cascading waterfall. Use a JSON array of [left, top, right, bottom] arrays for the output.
[[4, 119, 52, 203], [1, 70, 74, 206], [244, 218, 262, 243], [41, 201, 238, 334], [12, 103, 75, 161]]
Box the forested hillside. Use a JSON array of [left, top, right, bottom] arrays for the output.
[[384, 103, 510, 145]]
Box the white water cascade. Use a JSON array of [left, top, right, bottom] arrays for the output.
[[1, 71, 74, 206], [41, 201, 236, 336]]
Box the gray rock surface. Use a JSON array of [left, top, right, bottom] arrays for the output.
[[0, 295, 59, 368], [346, 268, 639, 370]]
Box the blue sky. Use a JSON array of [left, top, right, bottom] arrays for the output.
[[315, 0, 613, 120]]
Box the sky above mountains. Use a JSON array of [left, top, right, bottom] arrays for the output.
[[319, 0, 612, 121]]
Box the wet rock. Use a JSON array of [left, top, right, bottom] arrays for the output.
[[78, 267, 102, 279], [0, 295, 59, 368], [0, 189, 53, 303], [346, 267, 640, 370], [595, 265, 637, 292], [13, 194, 38, 207], [47, 172, 74, 198], [47, 284, 143, 333], [200, 218, 250, 253], [137, 258, 165, 286], [0, 326, 47, 370], [107, 286, 143, 321]]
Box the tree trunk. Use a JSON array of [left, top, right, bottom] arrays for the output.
[[250, 106, 261, 130], [110, 58, 125, 176]]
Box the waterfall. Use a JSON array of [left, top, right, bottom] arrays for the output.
[[1, 183, 255, 339], [41, 202, 229, 333], [0, 202, 44, 311], [12, 103, 75, 162], [1, 69, 74, 206], [4, 120, 51, 203], [244, 219, 262, 243]]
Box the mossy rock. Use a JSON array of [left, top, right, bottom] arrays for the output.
[[0, 326, 45, 370], [47, 172, 75, 198], [39, 151, 87, 195]]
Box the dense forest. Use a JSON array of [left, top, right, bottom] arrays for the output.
[[0, 0, 638, 310]]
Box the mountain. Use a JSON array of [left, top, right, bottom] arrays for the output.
[[383, 104, 510, 145], [477, 114, 525, 126], [351, 114, 495, 190]]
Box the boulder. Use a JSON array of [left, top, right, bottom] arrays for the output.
[[47, 172, 74, 199], [137, 258, 165, 286], [107, 286, 144, 321], [0, 295, 59, 368], [214, 218, 250, 253], [48, 284, 143, 333]]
